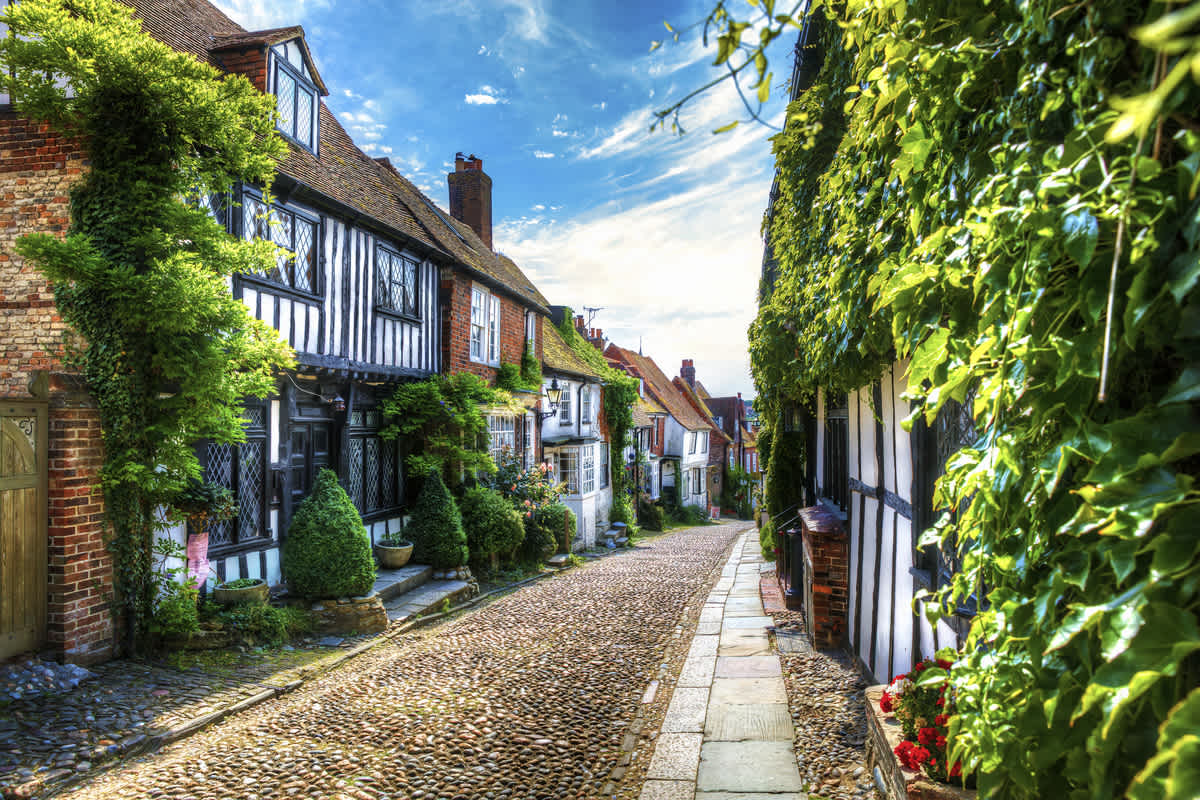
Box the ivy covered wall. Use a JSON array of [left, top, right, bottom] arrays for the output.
[[751, 1, 1200, 796]]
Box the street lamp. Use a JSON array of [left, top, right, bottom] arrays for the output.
[[538, 377, 563, 421]]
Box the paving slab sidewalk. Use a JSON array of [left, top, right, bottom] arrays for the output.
[[641, 530, 807, 800]]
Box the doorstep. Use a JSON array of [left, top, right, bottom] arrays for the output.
[[381, 579, 474, 623]]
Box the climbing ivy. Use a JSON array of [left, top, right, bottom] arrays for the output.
[[740, 0, 1200, 797], [0, 0, 294, 650], [553, 310, 641, 522]]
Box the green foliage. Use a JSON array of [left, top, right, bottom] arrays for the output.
[[460, 486, 525, 566], [554, 309, 641, 503], [171, 479, 236, 535], [495, 457, 566, 516], [148, 538, 198, 639], [764, 418, 805, 519], [638, 497, 665, 532], [217, 603, 311, 646], [520, 342, 542, 387], [282, 469, 376, 599], [670, 504, 711, 526], [376, 535, 411, 548], [381, 372, 516, 486], [219, 577, 260, 590], [495, 362, 524, 392], [407, 470, 468, 569], [759, 518, 777, 562], [721, 464, 755, 518], [519, 502, 574, 561], [608, 492, 634, 527], [0, 0, 293, 649], [745, 0, 1200, 796]]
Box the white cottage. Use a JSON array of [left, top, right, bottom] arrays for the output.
[[539, 318, 612, 549]]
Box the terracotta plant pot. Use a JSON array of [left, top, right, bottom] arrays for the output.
[[212, 578, 269, 606], [375, 540, 414, 569]]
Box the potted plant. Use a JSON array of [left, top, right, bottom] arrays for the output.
[[212, 576, 269, 606], [375, 534, 414, 569]]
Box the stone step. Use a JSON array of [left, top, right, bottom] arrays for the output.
[[382, 579, 474, 623], [546, 553, 571, 568], [371, 564, 433, 604]]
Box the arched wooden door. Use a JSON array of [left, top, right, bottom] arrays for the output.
[[0, 402, 47, 659]]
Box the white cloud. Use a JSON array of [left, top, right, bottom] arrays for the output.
[[465, 85, 509, 105], [532, 204, 546, 211], [533, 150, 555, 159], [211, 0, 330, 30], [478, 44, 491, 55], [593, 101, 608, 111]]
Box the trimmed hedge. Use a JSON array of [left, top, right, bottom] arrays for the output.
[[461, 486, 524, 566], [407, 470, 468, 569], [282, 468, 376, 599], [638, 497, 665, 531]]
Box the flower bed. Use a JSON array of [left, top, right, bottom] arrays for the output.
[[865, 656, 976, 800]]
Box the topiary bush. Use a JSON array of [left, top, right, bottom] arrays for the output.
[[407, 470, 468, 569], [519, 515, 557, 564], [282, 468, 376, 599], [460, 486, 524, 566]]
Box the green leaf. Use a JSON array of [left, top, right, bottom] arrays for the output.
[[757, 72, 772, 104], [1062, 209, 1100, 267], [712, 120, 740, 134]]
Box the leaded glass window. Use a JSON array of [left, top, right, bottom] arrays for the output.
[[203, 405, 269, 551], [243, 193, 318, 293], [376, 246, 420, 317], [272, 55, 317, 150], [347, 405, 403, 517]]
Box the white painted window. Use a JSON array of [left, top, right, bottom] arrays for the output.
[[559, 385, 572, 425], [558, 448, 579, 494], [470, 288, 486, 361], [599, 444, 609, 489], [523, 413, 533, 469], [487, 294, 500, 363], [688, 432, 697, 455], [525, 311, 536, 348], [488, 414, 515, 466], [582, 446, 595, 493], [581, 387, 592, 426], [690, 467, 703, 496], [700, 432, 708, 454]]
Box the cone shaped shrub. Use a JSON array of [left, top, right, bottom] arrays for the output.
[[282, 468, 376, 598], [461, 486, 524, 566], [407, 470, 468, 569]]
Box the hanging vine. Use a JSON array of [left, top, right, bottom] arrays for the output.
[[0, 0, 294, 650], [741, 0, 1200, 796]]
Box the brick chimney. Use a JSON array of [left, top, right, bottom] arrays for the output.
[[588, 328, 605, 351], [447, 152, 493, 250], [681, 359, 696, 388]]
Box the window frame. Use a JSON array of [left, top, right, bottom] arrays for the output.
[[345, 405, 404, 519], [375, 244, 420, 320], [241, 189, 321, 298], [581, 387, 592, 426], [270, 52, 318, 153], [558, 448, 579, 494], [688, 431, 697, 455], [559, 385, 572, 425], [202, 403, 271, 556], [488, 414, 516, 467], [469, 285, 502, 366], [582, 446, 595, 494], [599, 444, 609, 489]]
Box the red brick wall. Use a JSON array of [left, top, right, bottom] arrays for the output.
[[46, 375, 114, 663], [439, 270, 541, 384], [1, 112, 115, 662], [212, 48, 268, 93]]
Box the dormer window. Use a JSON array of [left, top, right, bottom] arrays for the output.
[[270, 40, 318, 151]]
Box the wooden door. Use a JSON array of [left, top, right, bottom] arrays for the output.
[[0, 402, 47, 659], [289, 414, 332, 507]]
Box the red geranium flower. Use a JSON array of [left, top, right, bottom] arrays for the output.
[[950, 761, 963, 778], [934, 714, 948, 727], [913, 661, 928, 673], [936, 658, 953, 670], [880, 692, 894, 713], [918, 727, 937, 746], [936, 734, 947, 749]]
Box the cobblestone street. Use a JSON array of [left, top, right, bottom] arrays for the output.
[[56, 524, 744, 800]]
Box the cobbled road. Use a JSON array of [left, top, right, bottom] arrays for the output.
[[61, 523, 745, 800]]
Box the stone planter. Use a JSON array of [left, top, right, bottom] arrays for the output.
[[375, 540, 414, 569], [865, 685, 977, 800], [212, 578, 269, 606]]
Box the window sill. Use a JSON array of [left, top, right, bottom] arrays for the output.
[[237, 273, 322, 304], [374, 306, 421, 324]]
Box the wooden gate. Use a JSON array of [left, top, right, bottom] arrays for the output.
[[0, 402, 47, 659]]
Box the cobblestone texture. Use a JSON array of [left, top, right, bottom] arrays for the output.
[[52, 524, 744, 800]]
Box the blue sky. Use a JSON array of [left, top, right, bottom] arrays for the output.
[[214, 0, 791, 398]]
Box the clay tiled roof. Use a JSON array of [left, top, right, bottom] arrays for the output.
[[632, 395, 666, 428], [541, 319, 602, 380], [693, 381, 712, 401], [210, 26, 328, 94], [606, 345, 709, 432], [675, 378, 732, 444]]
